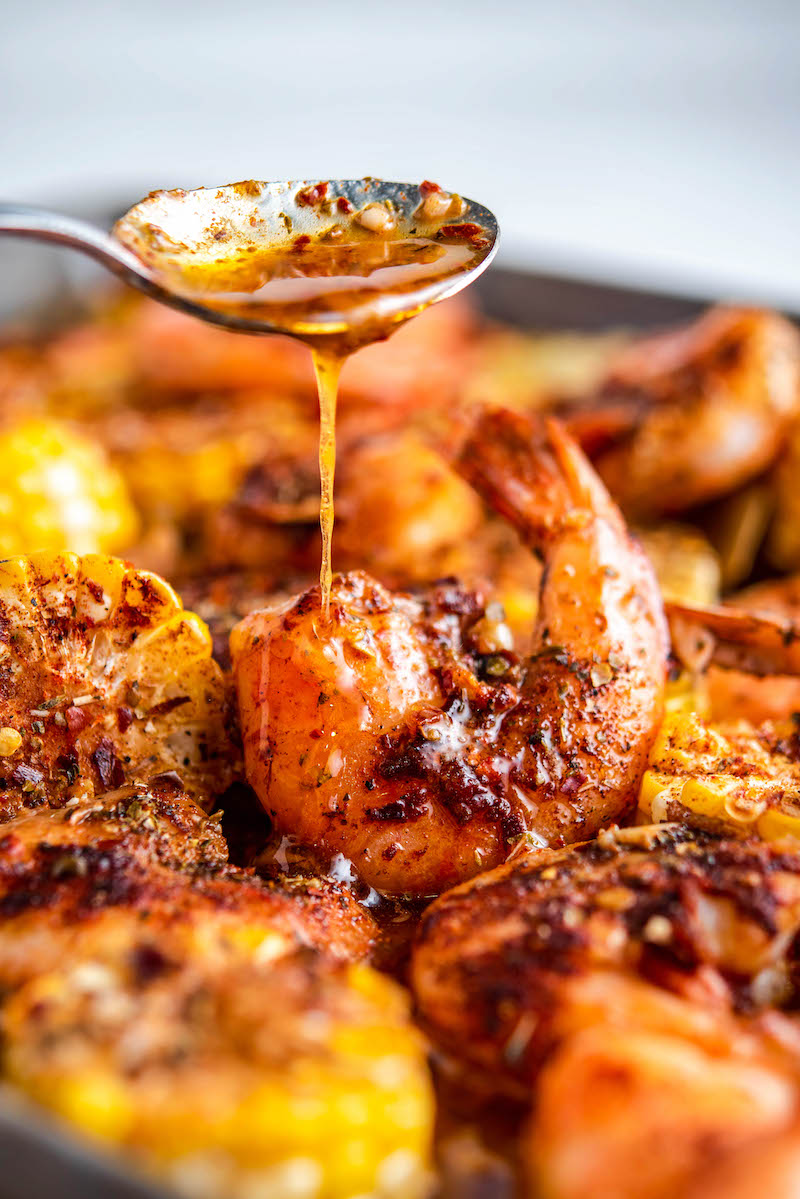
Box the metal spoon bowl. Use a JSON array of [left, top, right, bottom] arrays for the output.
[[0, 179, 499, 336]]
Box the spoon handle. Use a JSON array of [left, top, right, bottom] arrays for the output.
[[0, 203, 146, 286]]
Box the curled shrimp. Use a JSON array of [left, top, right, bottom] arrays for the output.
[[588, 307, 800, 520], [231, 409, 666, 896], [411, 823, 800, 1093], [665, 588, 800, 725], [680, 1120, 800, 1199], [411, 823, 800, 1197], [678, 577, 800, 725], [527, 1017, 800, 1199]]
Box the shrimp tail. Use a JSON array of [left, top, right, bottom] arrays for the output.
[[455, 408, 624, 548], [667, 599, 800, 678]]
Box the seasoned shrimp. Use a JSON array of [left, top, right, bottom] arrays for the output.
[[123, 291, 474, 409], [590, 307, 800, 519], [411, 824, 800, 1094], [0, 776, 376, 979], [665, 589, 800, 725], [680, 1120, 800, 1199], [412, 824, 800, 1196], [232, 410, 666, 895], [527, 1018, 800, 1199], [699, 576, 800, 725], [768, 424, 800, 572]]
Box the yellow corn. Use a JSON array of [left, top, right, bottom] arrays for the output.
[[640, 712, 800, 843], [2, 949, 433, 1199], [0, 551, 235, 804], [0, 419, 138, 558]]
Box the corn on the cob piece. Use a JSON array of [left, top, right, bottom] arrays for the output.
[[0, 551, 236, 809], [639, 711, 800, 841], [0, 419, 138, 558], [2, 943, 433, 1199]]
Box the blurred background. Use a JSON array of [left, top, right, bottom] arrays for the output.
[[2, 0, 799, 309]]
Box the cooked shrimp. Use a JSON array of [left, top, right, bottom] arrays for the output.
[[680, 1120, 800, 1199], [666, 590, 800, 725], [411, 824, 800, 1095], [414, 824, 800, 1196], [207, 426, 486, 584], [697, 576, 800, 724], [590, 307, 800, 519], [668, 598, 800, 679], [527, 1019, 800, 1199], [232, 410, 666, 896], [0, 551, 237, 812], [0, 776, 376, 979], [124, 291, 474, 410]]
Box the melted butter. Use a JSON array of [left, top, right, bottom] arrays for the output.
[[118, 194, 492, 615], [312, 349, 341, 618]]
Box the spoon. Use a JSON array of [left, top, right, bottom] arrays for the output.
[[0, 179, 499, 337]]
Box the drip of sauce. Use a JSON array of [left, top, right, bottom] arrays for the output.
[[115, 182, 494, 615], [312, 349, 341, 615]]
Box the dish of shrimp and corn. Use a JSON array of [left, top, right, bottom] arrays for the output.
[[1, 291, 800, 1198]]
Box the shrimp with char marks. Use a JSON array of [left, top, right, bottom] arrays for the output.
[[588, 306, 800, 520], [231, 409, 667, 896], [411, 823, 800, 1198]]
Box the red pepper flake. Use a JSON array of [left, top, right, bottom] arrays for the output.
[[296, 182, 328, 207], [117, 706, 134, 733], [420, 180, 441, 196], [147, 695, 191, 718], [66, 706, 90, 736], [92, 737, 125, 789], [336, 196, 353, 214], [292, 234, 311, 252], [438, 222, 489, 247]]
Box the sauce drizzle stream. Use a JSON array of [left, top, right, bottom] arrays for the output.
[[312, 349, 342, 615]]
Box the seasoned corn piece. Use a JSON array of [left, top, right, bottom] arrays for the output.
[[0, 551, 236, 810], [3, 943, 433, 1199], [640, 712, 800, 842]]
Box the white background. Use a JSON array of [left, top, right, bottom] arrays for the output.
[[2, 0, 799, 307]]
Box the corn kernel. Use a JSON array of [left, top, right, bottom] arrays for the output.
[[0, 728, 22, 756], [0, 419, 138, 558]]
